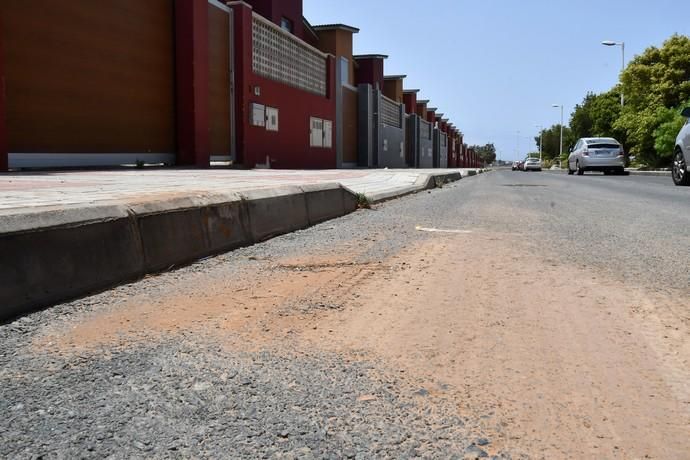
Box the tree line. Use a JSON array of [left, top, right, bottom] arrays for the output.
[[536, 34, 690, 167]]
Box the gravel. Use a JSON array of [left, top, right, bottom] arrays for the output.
[[1, 337, 492, 459], [4, 170, 681, 458]]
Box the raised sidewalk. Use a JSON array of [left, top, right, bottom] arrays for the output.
[[1, 168, 480, 320]]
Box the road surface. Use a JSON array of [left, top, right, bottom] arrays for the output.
[[2, 170, 689, 458]]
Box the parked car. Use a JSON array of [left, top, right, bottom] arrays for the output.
[[512, 161, 519, 171], [567, 137, 625, 175], [672, 107, 690, 186], [523, 157, 542, 171]]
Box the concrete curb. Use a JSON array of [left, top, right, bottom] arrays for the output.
[[0, 183, 357, 321], [365, 171, 465, 203], [1, 169, 467, 321]]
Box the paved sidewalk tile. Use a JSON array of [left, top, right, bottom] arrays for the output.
[[0, 169, 476, 215]]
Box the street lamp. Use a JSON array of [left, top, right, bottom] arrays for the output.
[[552, 104, 564, 168], [535, 125, 543, 162], [602, 40, 625, 106]]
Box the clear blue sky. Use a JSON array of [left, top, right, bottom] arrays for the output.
[[303, 0, 690, 161]]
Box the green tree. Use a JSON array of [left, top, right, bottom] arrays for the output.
[[613, 34, 690, 166], [653, 105, 688, 160], [570, 90, 623, 142], [535, 125, 573, 160], [470, 143, 497, 164]]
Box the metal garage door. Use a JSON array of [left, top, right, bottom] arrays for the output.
[[0, 0, 176, 166]]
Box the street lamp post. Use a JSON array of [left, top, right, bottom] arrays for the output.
[[552, 104, 564, 168], [602, 40, 625, 106]]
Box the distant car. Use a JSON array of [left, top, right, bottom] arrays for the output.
[[567, 137, 625, 175], [516, 161, 525, 171], [512, 161, 519, 171], [672, 107, 690, 186], [523, 157, 542, 171]]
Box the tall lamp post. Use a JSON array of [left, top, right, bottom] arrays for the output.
[[602, 40, 625, 106], [535, 125, 543, 162], [552, 104, 564, 168]]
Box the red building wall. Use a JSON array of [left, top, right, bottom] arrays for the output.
[[231, 3, 336, 169], [416, 102, 427, 119], [403, 92, 417, 115], [244, 0, 306, 42], [354, 56, 385, 90]]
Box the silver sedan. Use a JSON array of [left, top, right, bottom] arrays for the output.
[[567, 137, 625, 175]]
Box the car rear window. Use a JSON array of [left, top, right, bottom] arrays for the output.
[[588, 143, 620, 149]]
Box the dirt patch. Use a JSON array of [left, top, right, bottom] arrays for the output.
[[300, 232, 690, 459], [34, 255, 385, 352], [34, 230, 690, 458]]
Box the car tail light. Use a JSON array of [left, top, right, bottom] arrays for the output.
[[618, 147, 625, 157], [582, 149, 589, 156]]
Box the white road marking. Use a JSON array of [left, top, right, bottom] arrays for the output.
[[415, 226, 473, 234]]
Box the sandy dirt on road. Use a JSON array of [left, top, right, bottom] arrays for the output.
[[40, 231, 690, 459]]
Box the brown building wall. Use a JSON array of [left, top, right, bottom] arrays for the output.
[[0, 0, 176, 154], [342, 86, 358, 163], [383, 79, 403, 103], [208, 3, 231, 156], [314, 29, 355, 86]]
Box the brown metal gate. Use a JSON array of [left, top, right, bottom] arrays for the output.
[[207, 1, 234, 162], [0, 0, 176, 162]]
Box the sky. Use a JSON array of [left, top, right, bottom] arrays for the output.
[[303, 0, 690, 161]]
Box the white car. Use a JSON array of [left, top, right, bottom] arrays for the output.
[[567, 137, 625, 175], [523, 157, 542, 171], [672, 107, 690, 186]]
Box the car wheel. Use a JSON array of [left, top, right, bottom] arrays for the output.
[[567, 162, 574, 175], [672, 149, 690, 186], [576, 161, 584, 175]]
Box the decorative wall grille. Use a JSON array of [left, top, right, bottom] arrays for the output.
[[420, 119, 432, 140], [380, 95, 402, 128], [252, 14, 327, 96]]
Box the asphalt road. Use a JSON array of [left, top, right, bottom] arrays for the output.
[[1, 170, 688, 459], [485, 170, 690, 291]]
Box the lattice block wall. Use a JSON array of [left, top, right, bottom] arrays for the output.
[[380, 96, 401, 128], [420, 119, 432, 139], [252, 15, 327, 96]]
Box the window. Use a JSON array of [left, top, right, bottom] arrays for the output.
[[266, 107, 279, 132], [310, 117, 333, 148], [339, 57, 349, 85], [310, 118, 323, 147], [251, 103, 266, 127], [280, 17, 293, 33], [323, 120, 333, 148]]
